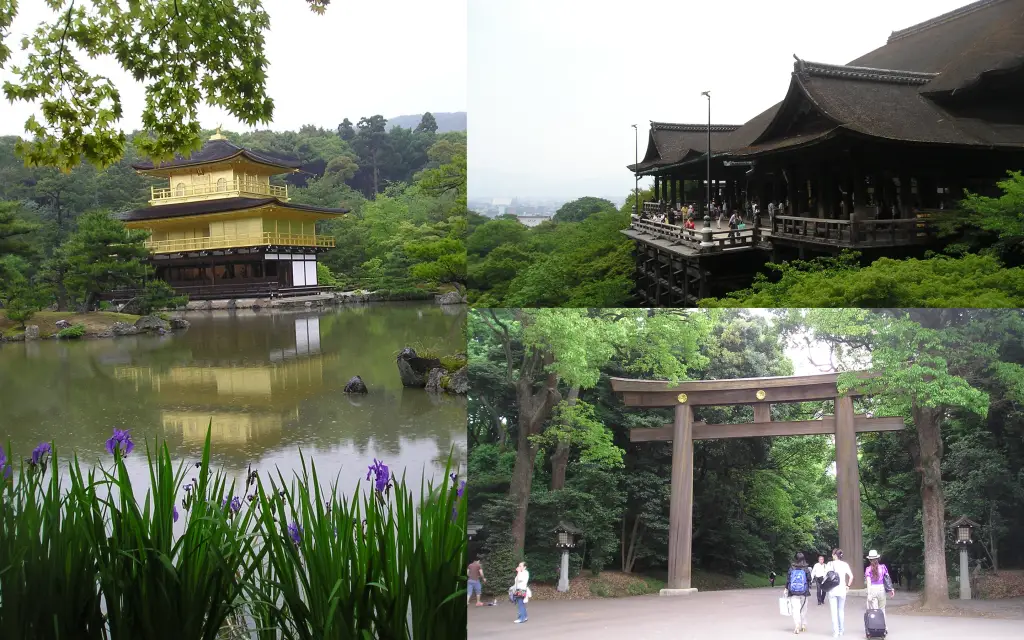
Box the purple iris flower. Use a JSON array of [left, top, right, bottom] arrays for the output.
[[457, 480, 466, 499], [287, 521, 303, 545], [30, 442, 51, 466], [0, 446, 10, 480], [105, 429, 134, 457], [230, 496, 242, 513], [366, 458, 390, 492], [173, 505, 179, 523]]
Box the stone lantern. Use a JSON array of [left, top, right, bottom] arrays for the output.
[[950, 516, 978, 600], [554, 521, 582, 592]]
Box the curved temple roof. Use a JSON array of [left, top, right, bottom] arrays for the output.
[[118, 197, 349, 222], [132, 139, 302, 173]]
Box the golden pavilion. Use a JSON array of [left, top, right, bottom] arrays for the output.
[[120, 131, 348, 299]]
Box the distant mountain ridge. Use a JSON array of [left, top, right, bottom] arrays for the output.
[[387, 112, 466, 133]]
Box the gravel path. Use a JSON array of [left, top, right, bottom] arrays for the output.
[[469, 588, 1024, 639]]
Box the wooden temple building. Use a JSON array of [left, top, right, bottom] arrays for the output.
[[626, 0, 1024, 306], [120, 132, 347, 300]]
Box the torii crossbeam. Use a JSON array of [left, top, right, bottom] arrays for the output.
[[611, 372, 905, 595]]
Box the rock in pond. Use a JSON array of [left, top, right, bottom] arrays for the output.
[[111, 321, 138, 336], [448, 366, 469, 395], [169, 317, 191, 330], [134, 315, 171, 333], [437, 291, 465, 305], [396, 347, 442, 388], [55, 319, 72, 330], [424, 367, 445, 393], [24, 325, 40, 340], [343, 375, 368, 394]]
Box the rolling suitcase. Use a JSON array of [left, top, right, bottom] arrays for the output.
[[864, 607, 887, 638]]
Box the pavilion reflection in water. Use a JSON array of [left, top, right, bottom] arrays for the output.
[[114, 316, 329, 447]]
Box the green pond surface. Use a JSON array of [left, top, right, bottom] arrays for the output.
[[0, 303, 467, 495]]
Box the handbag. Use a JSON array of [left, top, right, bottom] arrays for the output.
[[883, 570, 893, 592], [778, 595, 791, 616], [822, 562, 840, 591]]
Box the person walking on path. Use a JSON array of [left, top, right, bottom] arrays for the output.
[[826, 548, 854, 638], [865, 550, 895, 613], [811, 555, 827, 605], [785, 552, 813, 634], [467, 558, 487, 606], [769, 570, 777, 587], [512, 561, 530, 624]]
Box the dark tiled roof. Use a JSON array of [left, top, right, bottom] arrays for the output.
[[132, 139, 302, 171], [726, 60, 1024, 158], [118, 197, 349, 222], [629, 123, 742, 173], [849, 0, 1024, 94]]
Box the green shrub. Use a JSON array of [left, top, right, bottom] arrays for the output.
[[56, 323, 86, 339], [440, 355, 467, 373], [589, 581, 612, 597], [626, 581, 648, 596], [138, 280, 187, 315]]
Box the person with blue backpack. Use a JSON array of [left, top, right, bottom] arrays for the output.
[[785, 552, 813, 634]]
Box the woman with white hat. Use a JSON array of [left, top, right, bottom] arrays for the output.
[[865, 550, 895, 612]]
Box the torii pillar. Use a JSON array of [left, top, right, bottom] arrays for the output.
[[611, 372, 904, 595]]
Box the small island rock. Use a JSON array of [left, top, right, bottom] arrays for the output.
[[344, 376, 368, 394], [437, 291, 465, 305], [134, 315, 171, 333], [396, 347, 442, 388], [111, 321, 138, 336], [448, 366, 469, 395], [424, 367, 445, 393]]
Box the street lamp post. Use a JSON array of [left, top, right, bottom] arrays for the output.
[[951, 516, 978, 600], [554, 522, 582, 593], [701, 91, 711, 215], [632, 124, 639, 217]]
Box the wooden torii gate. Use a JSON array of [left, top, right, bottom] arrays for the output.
[[610, 372, 905, 595]]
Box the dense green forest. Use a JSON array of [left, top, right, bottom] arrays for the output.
[[0, 115, 467, 315], [467, 173, 1024, 307], [467, 309, 1024, 606]]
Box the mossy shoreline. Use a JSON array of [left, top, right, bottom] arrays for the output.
[[0, 311, 142, 341]]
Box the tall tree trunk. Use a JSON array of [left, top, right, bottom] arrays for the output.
[[549, 386, 580, 490], [509, 366, 561, 560], [912, 404, 950, 607]]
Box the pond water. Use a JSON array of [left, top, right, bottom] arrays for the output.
[[0, 303, 467, 496]]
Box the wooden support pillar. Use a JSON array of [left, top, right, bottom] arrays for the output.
[[835, 394, 865, 589], [853, 167, 868, 214], [899, 172, 912, 218], [753, 403, 770, 423], [670, 178, 677, 208], [666, 402, 695, 592], [653, 254, 663, 306]]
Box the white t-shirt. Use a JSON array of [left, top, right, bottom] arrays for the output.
[[514, 569, 530, 590], [811, 562, 826, 580], [827, 559, 853, 598]]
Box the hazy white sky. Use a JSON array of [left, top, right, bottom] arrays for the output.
[[0, 0, 467, 136], [468, 0, 973, 200]]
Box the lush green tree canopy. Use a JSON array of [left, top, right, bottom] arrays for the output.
[[1, 0, 331, 171], [552, 196, 617, 223]]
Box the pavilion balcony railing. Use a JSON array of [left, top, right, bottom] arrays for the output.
[[771, 215, 934, 247], [629, 215, 763, 252], [150, 180, 288, 204], [144, 231, 335, 254]]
